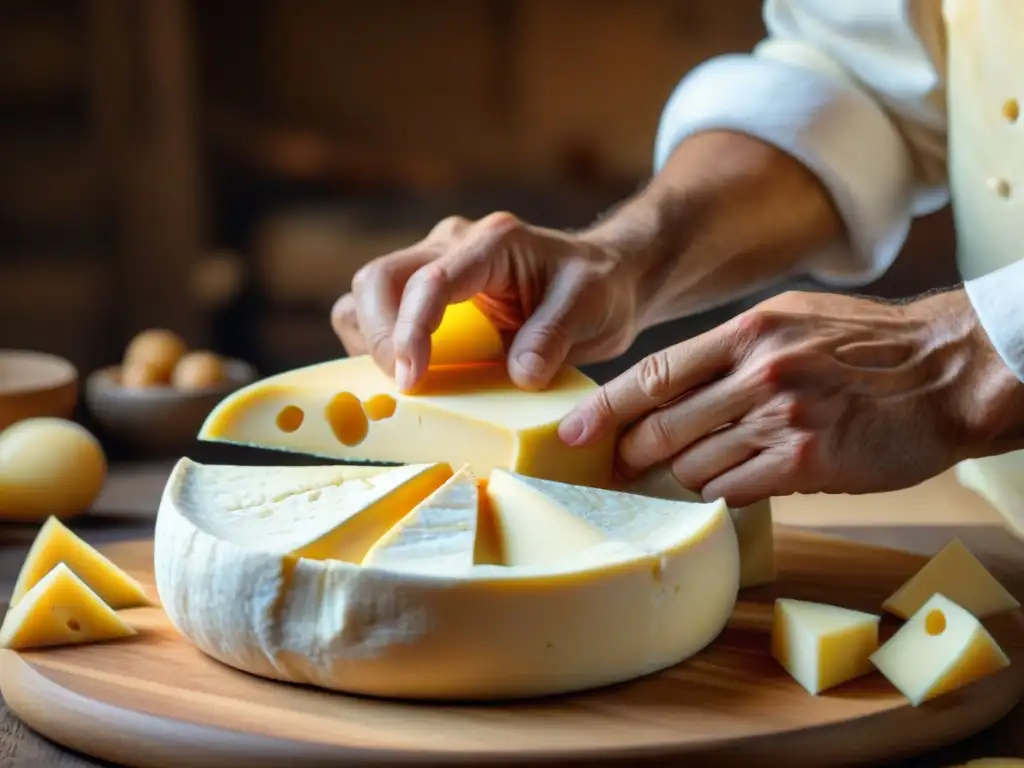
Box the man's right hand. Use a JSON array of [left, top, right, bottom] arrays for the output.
[[331, 211, 640, 393]]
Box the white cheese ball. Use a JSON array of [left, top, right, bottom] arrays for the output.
[[0, 418, 107, 521]]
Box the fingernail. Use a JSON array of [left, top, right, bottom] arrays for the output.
[[558, 413, 586, 445], [515, 351, 545, 378], [395, 357, 413, 391]]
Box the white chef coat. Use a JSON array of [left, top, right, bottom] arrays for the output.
[[654, 0, 1024, 382]]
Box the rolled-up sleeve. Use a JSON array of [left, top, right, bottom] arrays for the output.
[[654, 0, 949, 288]]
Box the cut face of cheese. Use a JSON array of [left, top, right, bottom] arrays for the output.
[[870, 593, 1011, 706], [10, 516, 152, 609], [0, 563, 136, 650], [771, 598, 880, 695], [882, 538, 1018, 620], [154, 458, 739, 701], [198, 357, 615, 489], [623, 466, 775, 588], [171, 458, 452, 563], [956, 453, 1024, 538], [430, 300, 504, 367], [361, 465, 479, 573]]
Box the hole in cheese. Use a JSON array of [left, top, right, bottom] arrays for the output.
[[363, 394, 397, 421], [276, 405, 304, 433], [1004, 98, 1020, 123], [991, 178, 1012, 199], [925, 608, 947, 636], [324, 392, 369, 446], [66, 618, 81, 632]]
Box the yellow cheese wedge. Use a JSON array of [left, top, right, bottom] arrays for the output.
[[10, 516, 151, 609], [882, 538, 1019, 620], [486, 468, 740, 569], [623, 466, 775, 588], [199, 357, 615, 488], [870, 593, 1011, 706], [361, 465, 479, 572], [0, 563, 136, 650], [770, 598, 880, 695], [430, 300, 504, 367], [166, 458, 452, 563], [154, 459, 740, 700]]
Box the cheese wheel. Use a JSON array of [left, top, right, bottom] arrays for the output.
[[154, 458, 739, 701]]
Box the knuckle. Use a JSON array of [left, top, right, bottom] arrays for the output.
[[773, 394, 803, 426], [477, 210, 522, 240], [643, 413, 678, 456], [410, 262, 449, 294], [636, 352, 674, 400], [351, 261, 384, 294], [429, 215, 468, 240]]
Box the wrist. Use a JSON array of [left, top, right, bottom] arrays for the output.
[[918, 289, 1024, 460]]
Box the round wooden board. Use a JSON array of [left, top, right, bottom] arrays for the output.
[[3, 529, 1024, 768]]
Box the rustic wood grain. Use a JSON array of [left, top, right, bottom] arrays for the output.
[[2, 530, 1024, 768]]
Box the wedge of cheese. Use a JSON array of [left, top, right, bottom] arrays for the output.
[[10, 516, 151, 609], [154, 458, 740, 700], [169, 458, 452, 563], [956, 453, 1024, 538], [0, 563, 136, 650], [624, 466, 775, 589], [361, 465, 479, 572], [198, 357, 615, 488], [430, 300, 504, 367], [883, 538, 1018, 620], [771, 598, 880, 695], [870, 593, 1011, 706]]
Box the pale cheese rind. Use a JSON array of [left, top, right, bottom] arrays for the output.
[[0, 563, 136, 650], [870, 593, 1011, 706], [882, 538, 1018, 620], [198, 357, 615, 488], [154, 459, 740, 700]]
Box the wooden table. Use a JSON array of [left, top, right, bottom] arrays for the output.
[[2, 464, 1024, 767]]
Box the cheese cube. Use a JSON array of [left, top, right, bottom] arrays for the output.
[[198, 357, 615, 489], [11, 516, 152, 609], [771, 598, 880, 695], [362, 465, 479, 572], [882, 538, 1018, 620], [870, 593, 1011, 706], [166, 459, 453, 563], [0, 563, 136, 650]]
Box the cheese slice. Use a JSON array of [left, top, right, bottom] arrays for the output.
[[622, 466, 775, 588], [10, 516, 151, 609], [198, 357, 615, 489], [170, 458, 452, 562], [0, 563, 136, 650], [771, 598, 880, 695], [956, 453, 1024, 538], [154, 459, 739, 700], [361, 465, 479, 572], [882, 538, 1019, 620], [870, 593, 1011, 706], [430, 300, 504, 367]]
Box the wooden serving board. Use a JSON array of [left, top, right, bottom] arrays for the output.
[[3, 529, 1024, 768]]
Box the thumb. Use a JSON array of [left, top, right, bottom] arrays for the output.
[[506, 271, 589, 390]]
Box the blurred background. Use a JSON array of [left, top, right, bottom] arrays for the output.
[[0, 0, 960, 383]]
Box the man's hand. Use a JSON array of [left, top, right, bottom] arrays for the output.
[[331, 212, 639, 392], [560, 289, 1022, 507]]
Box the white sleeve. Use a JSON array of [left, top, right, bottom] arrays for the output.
[[654, 0, 949, 288], [965, 260, 1024, 382]]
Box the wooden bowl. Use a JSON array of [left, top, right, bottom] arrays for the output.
[[84, 358, 256, 456], [0, 350, 78, 432]]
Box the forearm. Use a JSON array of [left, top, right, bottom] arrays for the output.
[[582, 130, 843, 330]]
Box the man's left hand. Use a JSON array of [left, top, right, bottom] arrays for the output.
[[559, 289, 1009, 507]]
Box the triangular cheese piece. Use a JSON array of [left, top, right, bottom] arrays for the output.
[[1, 563, 137, 650], [485, 469, 728, 567], [11, 516, 152, 609], [168, 458, 453, 562], [882, 538, 1019, 620], [956, 453, 1024, 537], [361, 465, 478, 572], [771, 598, 879, 694], [429, 300, 504, 367], [196, 356, 615, 489]]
